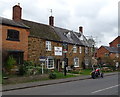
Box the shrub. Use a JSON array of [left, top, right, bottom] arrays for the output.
[[18, 65, 26, 76], [49, 73, 56, 79], [5, 56, 16, 72]]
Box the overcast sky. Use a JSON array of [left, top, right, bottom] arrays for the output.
[[0, 0, 119, 47]]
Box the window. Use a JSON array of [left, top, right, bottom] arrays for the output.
[[73, 45, 77, 53], [46, 41, 51, 51], [74, 57, 79, 67], [85, 47, 88, 54], [7, 29, 19, 41], [79, 47, 82, 53], [105, 53, 109, 57], [117, 44, 120, 47], [46, 58, 54, 69]]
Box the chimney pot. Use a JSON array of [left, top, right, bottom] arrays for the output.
[[49, 16, 54, 26], [13, 4, 22, 21], [79, 26, 83, 33]]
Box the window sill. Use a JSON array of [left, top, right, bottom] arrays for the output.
[[46, 50, 52, 51], [6, 39, 20, 42], [47, 67, 54, 69], [74, 66, 79, 68]]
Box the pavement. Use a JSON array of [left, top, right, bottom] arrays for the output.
[[2, 72, 118, 92]]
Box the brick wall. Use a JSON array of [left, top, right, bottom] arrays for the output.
[[28, 36, 85, 68], [2, 25, 29, 60], [96, 46, 109, 58], [109, 36, 120, 47]]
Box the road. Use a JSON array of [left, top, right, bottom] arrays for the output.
[[3, 74, 119, 95]]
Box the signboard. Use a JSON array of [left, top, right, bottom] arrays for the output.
[[62, 43, 68, 53], [54, 47, 62, 56], [39, 56, 46, 61]]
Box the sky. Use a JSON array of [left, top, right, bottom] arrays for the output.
[[0, 0, 119, 47]]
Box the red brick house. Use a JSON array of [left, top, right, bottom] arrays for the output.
[[96, 36, 120, 63], [109, 36, 120, 48], [2, 4, 93, 70], [1, 17, 30, 64]]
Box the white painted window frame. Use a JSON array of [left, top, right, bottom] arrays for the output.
[[46, 58, 54, 69], [46, 41, 52, 51], [79, 46, 82, 54], [73, 45, 77, 53], [74, 57, 79, 67]]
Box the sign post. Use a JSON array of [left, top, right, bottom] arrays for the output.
[[39, 56, 46, 74], [41, 63, 44, 74]]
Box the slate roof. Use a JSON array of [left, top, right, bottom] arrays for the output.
[[75, 32, 90, 47], [0, 17, 29, 29], [21, 19, 61, 41], [53, 27, 84, 46], [21, 19, 89, 46], [103, 46, 120, 53], [1, 16, 90, 46]]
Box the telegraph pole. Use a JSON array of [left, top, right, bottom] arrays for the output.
[[63, 43, 68, 76]]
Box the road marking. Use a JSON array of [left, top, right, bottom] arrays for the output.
[[92, 84, 120, 94]]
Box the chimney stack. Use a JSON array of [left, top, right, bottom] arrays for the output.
[[79, 26, 83, 33], [49, 16, 54, 26], [13, 3, 22, 21]]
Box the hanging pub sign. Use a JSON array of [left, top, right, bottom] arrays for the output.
[[62, 43, 68, 53], [54, 47, 62, 56]]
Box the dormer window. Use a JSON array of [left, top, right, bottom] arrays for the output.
[[6, 29, 20, 41], [66, 32, 71, 38], [66, 32, 73, 41]]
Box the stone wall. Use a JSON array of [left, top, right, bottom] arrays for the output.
[[28, 36, 85, 69]]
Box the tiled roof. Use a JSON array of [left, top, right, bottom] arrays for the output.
[[1, 17, 90, 46], [21, 19, 61, 41], [53, 27, 92, 46], [21, 19, 89, 46], [103, 46, 120, 53], [0, 17, 29, 29], [53, 27, 84, 46]]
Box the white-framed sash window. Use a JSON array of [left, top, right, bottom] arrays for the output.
[[79, 47, 82, 54], [46, 41, 51, 51], [74, 57, 79, 67], [73, 45, 77, 53], [46, 58, 54, 69]]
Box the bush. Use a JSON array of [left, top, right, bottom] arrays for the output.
[[18, 65, 26, 76], [5, 56, 16, 72], [49, 73, 56, 79]]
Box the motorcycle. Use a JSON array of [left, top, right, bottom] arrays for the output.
[[91, 65, 104, 79]]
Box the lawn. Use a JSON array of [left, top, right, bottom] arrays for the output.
[[80, 69, 92, 75], [68, 69, 92, 75], [55, 72, 77, 79], [3, 71, 77, 85]]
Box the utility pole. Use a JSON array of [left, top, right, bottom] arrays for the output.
[[63, 42, 68, 76], [64, 52, 67, 76]]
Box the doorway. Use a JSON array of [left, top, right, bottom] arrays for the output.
[[56, 59, 61, 71]]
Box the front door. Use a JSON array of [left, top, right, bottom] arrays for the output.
[[56, 59, 60, 71], [8, 51, 24, 64]]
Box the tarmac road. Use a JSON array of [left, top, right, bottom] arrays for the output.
[[3, 74, 119, 95]]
